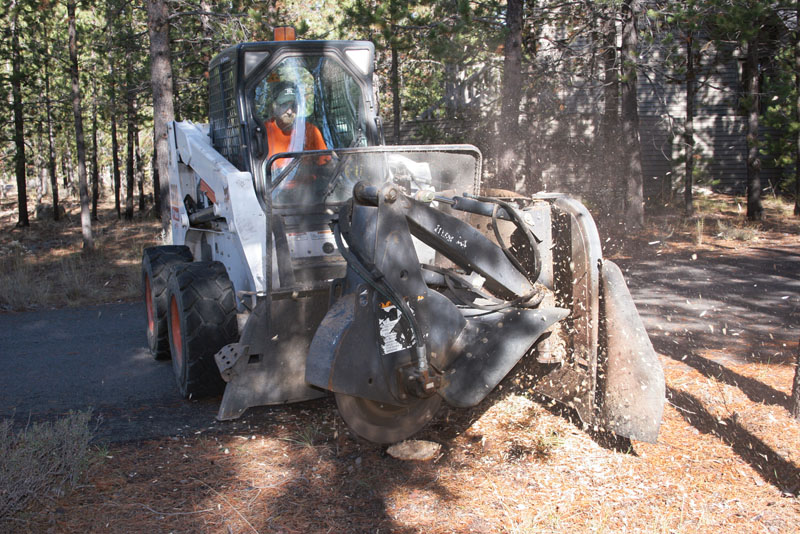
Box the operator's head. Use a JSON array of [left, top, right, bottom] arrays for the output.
[[272, 82, 300, 132]]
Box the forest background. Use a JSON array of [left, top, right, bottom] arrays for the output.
[[2, 0, 800, 245], [2, 2, 800, 531]]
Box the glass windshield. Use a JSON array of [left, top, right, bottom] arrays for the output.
[[269, 146, 481, 208], [251, 55, 368, 173]]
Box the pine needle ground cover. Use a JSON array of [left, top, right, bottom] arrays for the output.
[[3, 193, 799, 533]]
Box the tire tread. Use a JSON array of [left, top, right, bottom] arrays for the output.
[[166, 261, 238, 397], [142, 246, 193, 360]]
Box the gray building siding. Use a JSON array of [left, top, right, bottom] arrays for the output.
[[638, 44, 784, 195], [388, 38, 785, 200]]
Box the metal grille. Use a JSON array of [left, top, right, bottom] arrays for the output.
[[209, 59, 243, 170], [321, 61, 361, 148]]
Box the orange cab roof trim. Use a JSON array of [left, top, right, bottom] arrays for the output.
[[274, 26, 296, 41]]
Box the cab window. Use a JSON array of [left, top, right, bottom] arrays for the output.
[[251, 55, 368, 156]]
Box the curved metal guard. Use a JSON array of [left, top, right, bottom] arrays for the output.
[[598, 260, 665, 442]]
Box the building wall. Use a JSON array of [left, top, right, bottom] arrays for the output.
[[638, 43, 784, 196], [389, 34, 786, 201]]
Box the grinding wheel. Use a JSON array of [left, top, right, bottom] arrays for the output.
[[335, 392, 441, 444]]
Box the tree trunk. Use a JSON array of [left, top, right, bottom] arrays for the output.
[[795, 1, 800, 217], [792, 338, 800, 419], [601, 14, 619, 142], [43, 34, 59, 222], [68, 0, 93, 250], [125, 85, 135, 221], [11, 2, 29, 228], [105, 8, 122, 219], [91, 96, 100, 221], [621, 0, 644, 230], [61, 152, 70, 192], [444, 63, 458, 119], [745, 39, 763, 221], [136, 124, 145, 213], [391, 43, 401, 142], [153, 140, 162, 217], [36, 121, 48, 202], [495, 0, 523, 192], [147, 0, 176, 227], [63, 142, 74, 195], [111, 77, 122, 219], [600, 10, 621, 209], [685, 31, 696, 217]]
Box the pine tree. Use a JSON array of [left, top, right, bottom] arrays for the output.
[[795, 0, 800, 217], [494, 0, 524, 192], [707, 0, 787, 221], [621, 0, 644, 229], [147, 0, 175, 227], [340, 0, 430, 141], [9, 0, 29, 227], [68, 0, 93, 250]]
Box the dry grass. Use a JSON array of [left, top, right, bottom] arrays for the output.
[[0, 197, 163, 311], [714, 218, 761, 242], [607, 190, 800, 259], [0, 411, 95, 528]]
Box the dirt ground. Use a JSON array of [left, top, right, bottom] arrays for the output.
[[4, 192, 800, 533]]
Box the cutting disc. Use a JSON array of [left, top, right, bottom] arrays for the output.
[[335, 393, 441, 444]]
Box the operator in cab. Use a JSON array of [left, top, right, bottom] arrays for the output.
[[266, 81, 328, 169]]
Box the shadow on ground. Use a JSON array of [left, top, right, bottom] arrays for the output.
[[667, 386, 799, 495], [620, 245, 800, 495]]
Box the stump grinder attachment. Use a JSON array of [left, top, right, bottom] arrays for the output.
[[302, 180, 665, 444], [146, 33, 664, 446]]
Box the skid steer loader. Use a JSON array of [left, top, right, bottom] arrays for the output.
[[142, 29, 665, 445]]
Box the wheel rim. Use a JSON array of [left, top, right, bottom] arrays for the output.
[[170, 295, 183, 369], [335, 393, 441, 444], [145, 275, 155, 337]]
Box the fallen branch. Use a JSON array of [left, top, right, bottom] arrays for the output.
[[136, 503, 215, 516]]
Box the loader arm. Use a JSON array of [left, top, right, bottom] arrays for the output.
[[167, 121, 268, 297]]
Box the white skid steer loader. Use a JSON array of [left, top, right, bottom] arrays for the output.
[[142, 29, 665, 444]]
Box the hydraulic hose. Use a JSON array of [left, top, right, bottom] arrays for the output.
[[473, 194, 543, 285], [333, 214, 430, 376]]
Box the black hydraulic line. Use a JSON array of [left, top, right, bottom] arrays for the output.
[[333, 219, 430, 376], [490, 203, 529, 280], [470, 194, 543, 285], [450, 195, 512, 220]]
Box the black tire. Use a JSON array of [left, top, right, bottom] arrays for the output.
[[166, 261, 238, 398], [142, 246, 193, 360]]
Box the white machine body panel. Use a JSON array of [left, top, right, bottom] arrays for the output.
[[166, 121, 267, 307]]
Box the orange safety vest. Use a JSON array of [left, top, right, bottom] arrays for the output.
[[265, 119, 328, 168]]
